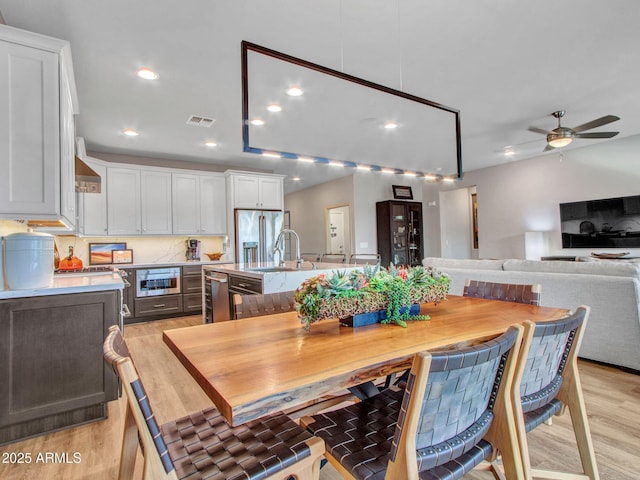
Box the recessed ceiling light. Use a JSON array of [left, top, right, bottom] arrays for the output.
[[286, 86, 303, 96], [404, 171, 417, 177], [136, 68, 159, 80], [357, 165, 371, 171], [384, 121, 398, 129], [297, 156, 314, 163], [251, 119, 265, 126], [442, 177, 456, 183], [205, 141, 217, 147], [123, 129, 139, 136], [329, 161, 344, 167], [381, 168, 395, 174], [423, 174, 437, 181], [292, 176, 301, 181], [267, 104, 282, 112], [262, 152, 281, 158]]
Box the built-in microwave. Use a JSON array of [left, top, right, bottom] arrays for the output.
[[136, 267, 181, 297]]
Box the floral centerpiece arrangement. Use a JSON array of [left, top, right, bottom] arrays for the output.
[[294, 264, 449, 330]]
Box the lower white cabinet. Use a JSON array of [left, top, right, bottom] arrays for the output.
[[172, 172, 226, 235]]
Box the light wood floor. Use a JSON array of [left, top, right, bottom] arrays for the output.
[[1, 315, 638, 479]]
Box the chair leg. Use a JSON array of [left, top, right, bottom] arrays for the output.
[[118, 404, 139, 480], [557, 367, 600, 480]]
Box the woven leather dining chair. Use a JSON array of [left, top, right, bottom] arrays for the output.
[[233, 291, 296, 319], [512, 306, 599, 480], [301, 325, 526, 480], [349, 253, 381, 265], [320, 253, 346, 264], [463, 279, 542, 306], [103, 325, 324, 480]]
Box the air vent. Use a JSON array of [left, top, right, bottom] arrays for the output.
[[186, 115, 216, 127]]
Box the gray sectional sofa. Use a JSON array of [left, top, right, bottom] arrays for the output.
[[422, 257, 640, 372]]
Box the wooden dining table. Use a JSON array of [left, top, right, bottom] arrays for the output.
[[162, 295, 568, 426]]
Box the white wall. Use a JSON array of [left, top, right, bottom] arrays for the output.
[[437, 134, 640, 259], [285, 175, 355, 256]]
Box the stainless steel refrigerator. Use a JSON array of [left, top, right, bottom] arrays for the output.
[[234, 209, 284, 264]]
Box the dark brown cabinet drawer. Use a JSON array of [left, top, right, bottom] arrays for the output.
[[182, 264, 203, 276], [183, 292, 203, 312], [135, 295, 183, 317], [183, 275, 202, 294]]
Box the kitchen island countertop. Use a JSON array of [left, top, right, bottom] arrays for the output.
[[0, 272, 124, 300], [203, 261, 361, 293]]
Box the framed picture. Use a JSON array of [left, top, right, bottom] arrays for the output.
[[112, 249, 134, 264], [89, 242, 127, 265], [392, 185, 413, 200]]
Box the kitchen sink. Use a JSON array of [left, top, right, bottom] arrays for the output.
[[247, 267, 300, 273]]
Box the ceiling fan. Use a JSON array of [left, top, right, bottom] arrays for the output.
[[529, 110, 620, 151]]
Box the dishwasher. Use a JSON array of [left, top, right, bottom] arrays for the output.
[[203, 271, 230, 323]]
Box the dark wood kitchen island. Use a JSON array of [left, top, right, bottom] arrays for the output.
[[0, 273, 123, 445]]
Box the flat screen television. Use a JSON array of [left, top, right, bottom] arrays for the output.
[[560, 194, 640, 248]]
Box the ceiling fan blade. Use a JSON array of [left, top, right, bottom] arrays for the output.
[[528, 126, 552, 135], [574, 131, 620, 139], [571, 115, 620, 133]]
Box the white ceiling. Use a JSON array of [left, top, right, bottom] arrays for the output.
[[1, 0, 639, 193]]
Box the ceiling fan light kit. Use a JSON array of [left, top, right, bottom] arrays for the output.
[[529, 110, 620, 151]]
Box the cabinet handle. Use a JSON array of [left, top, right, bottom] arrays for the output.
[[153, 304, 166, 308]]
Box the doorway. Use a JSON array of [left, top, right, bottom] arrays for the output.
[[439, 187, 477, 258], [326, 205, 351, 259]]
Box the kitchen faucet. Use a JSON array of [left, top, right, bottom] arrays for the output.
[[273, 228, 303, 268]]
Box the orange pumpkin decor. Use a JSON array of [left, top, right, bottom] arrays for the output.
[[59, 246, 84, 271]]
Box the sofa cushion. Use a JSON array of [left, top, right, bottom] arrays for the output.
[[502, 258, 640, 278], [423, 257, 505, 270]]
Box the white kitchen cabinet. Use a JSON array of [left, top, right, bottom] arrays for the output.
[[231, 174, 284, 210], [107, 167, 141, 235], [140, 170, 172, 234], [0, 26, 78, 229], [77, 158, 108, 235], [172, 172, 226, 235]]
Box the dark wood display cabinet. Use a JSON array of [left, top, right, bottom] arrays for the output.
[[376, 200, 424, 267], [0, 290, 119, 445]]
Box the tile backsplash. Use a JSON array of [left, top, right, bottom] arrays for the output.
[[55, 235, 226, 265]]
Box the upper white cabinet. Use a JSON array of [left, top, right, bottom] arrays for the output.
[[107, 167, 141, 235], [229, 173, 284, 210], [172, 172, 226, 235], [140, 170, 172, 234], [77, 158, 107, 235], [0, 26, 78, 229]]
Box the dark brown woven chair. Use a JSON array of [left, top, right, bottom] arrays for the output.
[[301, 325, 526, 479], [513, 306, 599, 479], [463, 279, 542, 305], [349, 253, 381, 265], [233, 291, 296, 319], [320, 253, 346, 264], [103, 325, 324, 480], [301, 253, 320, 262]]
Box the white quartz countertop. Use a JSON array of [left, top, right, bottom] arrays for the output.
[[0, 272, 124, 300], [115, 260, 233, 269], [202, 261, 362, 293]]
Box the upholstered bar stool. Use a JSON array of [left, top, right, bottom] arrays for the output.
[[301, 325, 526, 479], [463, 279, 542, 305], [103, 325, 324, 480], [513, 306, 600, 480]]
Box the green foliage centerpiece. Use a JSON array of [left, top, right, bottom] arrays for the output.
[[294, 265, 449, 330]]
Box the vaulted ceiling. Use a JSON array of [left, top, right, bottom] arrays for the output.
[[1, 0, 639, 193]]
